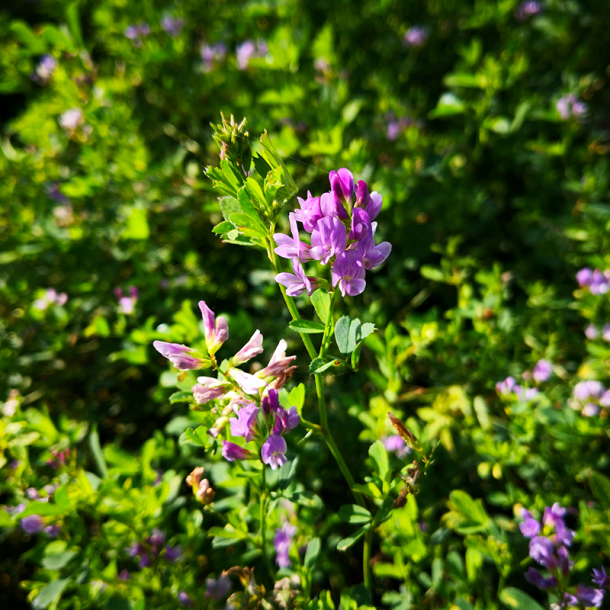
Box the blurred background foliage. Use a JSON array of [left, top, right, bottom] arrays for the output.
[[1, 0, 610, 608]]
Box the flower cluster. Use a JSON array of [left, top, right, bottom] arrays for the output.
[[515, 1, 543, 21], [124, 23, 150, 46], [201, 43, 227, 72], [127, 528, 181, 569], [161, 15, 184, 38], [495, 376, 539, 401], [585, 324, 610, 341], [153, 302, 299, 469], [274, 169, 391, 298], [557, 94, 587, 121], [33, 288, 68, 311], [236, 40, 268, 70], [33, 55, 57, 85], [273, 522, 297, 568], [520, 504, 606, 608], [115, 286, 138, 315], [577, 268, 610, 295], [533, 359, 553, 383], [570, 380, 610, 417], [403, 26, 429, 47]]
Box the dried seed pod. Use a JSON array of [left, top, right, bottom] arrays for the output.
[[387, 412, 423, 453]]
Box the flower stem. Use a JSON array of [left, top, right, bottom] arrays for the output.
[[260, 466, 274, 580], [363, 526, 373, 594]]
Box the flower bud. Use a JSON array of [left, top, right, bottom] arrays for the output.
[[232, 330, 264, 365], [199, 301, 229, 354]]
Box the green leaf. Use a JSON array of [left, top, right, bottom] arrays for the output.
[[123, 208, 149, 240], [89, 426, 109, 479], [288, 384, 305, 413], [221, 159, 244, 192], [208, 526, 248, 540], [590, 471, 610, 508], [289, 320, 325, 334], [219, 196, 242, 221], [499, 588, 544, 610], [245, 178, 268, 210], [289, 491, 323, 510], [351, 341, 364, 371], [19, 502, 65, 517], [420, 265, 444, 281], [212, 221, 234, 235], [259, 131, 297, 200], [64, 2, 84, 48], [229, 212, 267, 238], [429, 93, 466, 118], [53, 485, 71, 511], [311, 289, 331, 323], [369, 441, 389, 481], [32, 578, 69, 610], [252, 153, 272, 179], [237, 186, 260, 219], [304, 537, 321, 568], [279, 456, 299, 490], [443, 72, 483, 88], [10, 21, 46, 53], [309, 357, 340, 374], [41, 550, 78, 570], [337, 524, 370, 551], [338, 504, 372, 525], [182, 426, 209, 447], [335, 316, 357, 354], [169, 391, 193, 404]]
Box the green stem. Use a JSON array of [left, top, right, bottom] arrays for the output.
[[363, 527, 373, 594], [260, 466, 274, 579]]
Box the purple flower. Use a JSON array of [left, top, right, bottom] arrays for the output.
[[192, 377, 230, 404], [557, 94, 587, 120], [165, 545, 182, 562], [21, 515, 45, 534], [273, 522, 297, 568], [348, 208, 372, 242], [577, 267, 593, 287], [59, 107, 84, 131], [275, 257, 317, 297], [201, 43, 227, 71], [515, 1, 543, 21], [229, 368, 267, 395], [583, 403, 600, 417], [515, 386, 538, 402], [533, 359, 552, 383], [233, 330, 264, 365], [586, 324, 599, 340], [222, 441, 254, 462], [589, 269, 610, 295], [529, 535, 556, 569], [199, 301, 229, 354], [257, 340, 297, 379], [496, 376, 516, 395], [310, 217, 347, 265], [403, 26, 429, 47], [153, 341, 203, 370], [294, 191, 323, 233], [519, 509, 541, 538], [26, 488, 40, 500], [524, 566, 557, 589], [382, 435, 411, 458], [319, 191, 349, 220], [261, 434, 288, 470], [119, 569, 130, 580], [273, 406, 300, 434], [161, 16, 184, 37], [125, 23, 150, 45], [357, 230, 391, 270], [557, 545, 574, 575], [178, 591, 194, 607], [262, 389, 281, 414], [236, 40, 267, 70], [592, 566, 610, 588], [230, 403, 260, 442], [600, 391, 610, 408], [573, 380, 605, 402], [554, 520, 575, 547], [274, 214, 313, 262], [575, 586, 604, 607], [329, 168, 355, 208], [44, 524, 61, 537], [332, 251, 366, 297], [205, 574, 232, 599], [387, 121, 401, 141], [543, 503, 566, 527], [148, 528, 165, 546], [34, 55, 57, 84]]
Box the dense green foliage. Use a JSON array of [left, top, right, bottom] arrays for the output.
[[2, 0, 610, 608]]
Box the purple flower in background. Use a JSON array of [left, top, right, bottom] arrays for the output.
[[589, 269, 610, 295], [33, 288, 68, 311], [178, 591, 194, 607], [205, 574, 232, 599], [332, 251, 366, 297], [273, 522, 297, 568], [44, 524, 61, 537], [403, 26, 429, 47], [119, 569, 130, 580], [557, 94, 587, 120], [557, 545, 574, 575], [386, 117, 413, 141], [125, 23, 150, 46], [222, 441, 253, 462], [230, 403, 260, 442], [261, 434, 287, 470], [575, 586, 604, 607], [525, 566, 557, 589], [515, 1, 543, 21], [519, 509, 541, 538], [115, 286, 138, 315], [33, 55, 57, 84], [275, 257, 317, 297], [192, 377, 230, 404], [236, 40, 267, 70], [165, 545, 182, 562], [515, 385, 538, 402], [554, 519, 575, 547], [577, 267, 593, 287], [201, 43, 227, 71], [592, 567, 610, 588], [600, 390, 610, 408], [529, 535, 556, 568], [310, 217, 347, 265], [21, 515, 45, 534], [383, 435, 411, 458], [573, 380, 605, 402], [148, 528, 165, 547], [542, 502, 566, 528], [233, 330, 264, 365], [199, 301, 229, 354], [586, 324, 599, 340], [533, 359, 552, 383], [603, 325, 610, 341], [161, 15, 184, 37], [153, 341, 203, 370], [59, 107, 84, 131]]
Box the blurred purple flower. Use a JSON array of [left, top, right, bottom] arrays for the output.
[[403, 26, 429, 47], [274, 522, 297, 568], [382, 435, 411, 458], [201, 43, 227, 71], [577, 267, 593, 287], [533, 359, 552, 383], [557, 94, 587, 120], [496, 376, 516, 396], [165, 544, 182, 562], [586, 324, 599, 340], [59, 108, 84, 131], [33, 55, 57, 84], [236, 40, 267, 70], [529, 535, 555, 569], [205, 574, 232, 599], [119, 569, 130, 580], [515, 1, 543, 21], [153, 341, 203, 370], [575, 586, 604, 607], [21, 515, 45, 534], [161, 16, 184, 38], [178, 591, 194, 607], [519, 509, 541, 538], [592, 566, 610, 588], [44, 524, 61, 537], [524, 566, 557, 588]]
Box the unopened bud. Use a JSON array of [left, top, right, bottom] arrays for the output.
[[387, 412, 423, 453]]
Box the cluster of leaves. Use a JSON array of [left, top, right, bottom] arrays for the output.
[[1, 0, 610, 608]]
